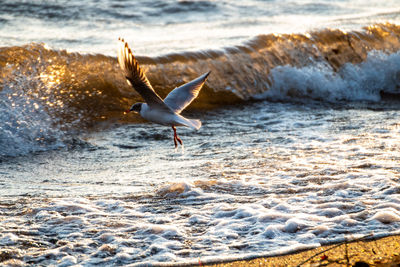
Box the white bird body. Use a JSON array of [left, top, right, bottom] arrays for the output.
[[139, 103, 201, 130], [117, 38, 209, 147]]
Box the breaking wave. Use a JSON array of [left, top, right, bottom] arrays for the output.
[[1, 23, 400, 157]]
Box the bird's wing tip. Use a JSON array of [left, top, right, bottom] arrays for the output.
[[202, 71, 211, 81]]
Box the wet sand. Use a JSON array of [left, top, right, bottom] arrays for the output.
[[209, 234, 400, 267], [1, 234, 399, 266]]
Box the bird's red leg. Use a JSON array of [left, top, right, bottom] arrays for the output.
[[172, 126, 183, 147], [176, 134, 183, 146], [172, 126, 178, 148]]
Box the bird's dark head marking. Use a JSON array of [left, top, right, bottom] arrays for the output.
[[129, 103, 142, 113]]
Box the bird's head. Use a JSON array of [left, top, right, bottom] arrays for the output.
[[125, 103, 143, 114]]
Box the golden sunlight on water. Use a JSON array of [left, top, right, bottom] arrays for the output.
[[39, 65, 63, 89]]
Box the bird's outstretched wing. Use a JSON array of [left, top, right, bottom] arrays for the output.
[[164, 71, 210, 114], [117, 38, 170, 110]]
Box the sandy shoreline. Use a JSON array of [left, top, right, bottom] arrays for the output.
[[208, 234, 400, 267], [1, 235, 399, 266]]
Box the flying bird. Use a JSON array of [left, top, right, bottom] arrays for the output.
[[118, 38, 210, 148]]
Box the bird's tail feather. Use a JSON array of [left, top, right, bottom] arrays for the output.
[[176, 116, 202, 130], [187, 119, 202, 130]]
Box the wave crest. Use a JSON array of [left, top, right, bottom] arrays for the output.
[[1, 24, 400, 120], [0, 23, 400, 156]]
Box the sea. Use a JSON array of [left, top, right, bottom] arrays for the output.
[[1, 0, 400, 266]]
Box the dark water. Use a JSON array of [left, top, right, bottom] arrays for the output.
[[1, 0, 400, 265]]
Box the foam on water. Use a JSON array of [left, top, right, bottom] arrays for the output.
[[1, 100, 400, 265], [258, 50, 400, 102], [2, 178, 400, 265]]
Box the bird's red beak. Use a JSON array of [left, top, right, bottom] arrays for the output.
[[124, 110, 131, 115]]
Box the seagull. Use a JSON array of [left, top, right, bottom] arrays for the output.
[[117, 38, 210, 148]]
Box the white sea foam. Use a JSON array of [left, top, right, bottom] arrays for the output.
[[370, 209, 400, 224], [256, 50, 400, 102], [0, 233, 19, 246], [58, 255, 77, 267], [2, 176, 400, 266]]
